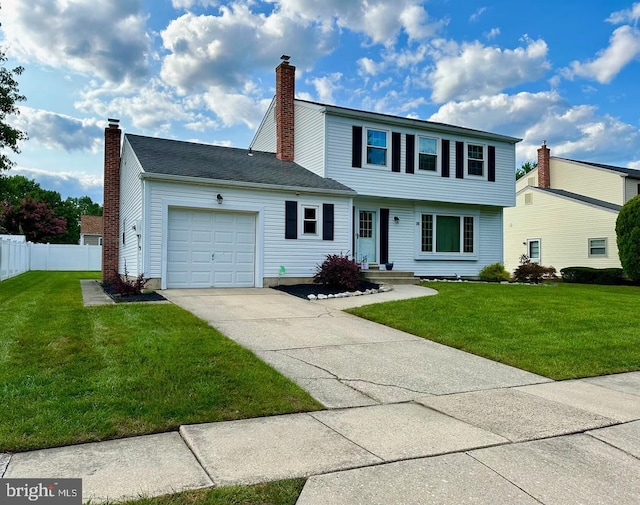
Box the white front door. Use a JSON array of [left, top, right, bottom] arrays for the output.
[[357, 210, 377, 264], [167, 209, 255, 288]]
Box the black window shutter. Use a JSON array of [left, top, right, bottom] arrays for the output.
[[488, 145, 496, 182], [455, 141, 464, 179], [392, 132, 401, 172], [406, 134, 415, 174], [380, 208, 389, 264], [285, 200, 297, 239], [322, 203, 334, 241], [441, 139, 450, 177], [352, 126, 362, 168]]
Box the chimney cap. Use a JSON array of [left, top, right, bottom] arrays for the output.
[[541, 140, 547, 147], [108, 118, 120, 128], [280, 54, 291, 61]]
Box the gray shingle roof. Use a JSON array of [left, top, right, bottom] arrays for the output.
[[540, 188, 622, 211], [125, 134, 355, 194], [555, 157, 640, 177]]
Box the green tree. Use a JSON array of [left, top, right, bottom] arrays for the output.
[[516, 160, 537, 180], [0, 45, 27, 172], [616, 195, 640, 281]]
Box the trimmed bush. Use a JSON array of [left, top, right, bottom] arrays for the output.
[[513, 254, 557, 283], [560, 266, 624, 285], [478, 262, 511, 282], [616, 194, 640, 281], [314, 253, 360, 291]]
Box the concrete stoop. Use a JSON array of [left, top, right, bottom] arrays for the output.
[[360, 269, 420, 285]]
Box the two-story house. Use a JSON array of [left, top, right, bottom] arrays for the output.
[[102, 61, 520, 289], [503, 142, 640, 274]]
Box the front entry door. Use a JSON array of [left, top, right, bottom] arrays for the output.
[[357, 210, 377, 264]]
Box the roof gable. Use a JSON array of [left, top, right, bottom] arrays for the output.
[[553, 157, 640, 178], [125, 134, 354, 194], [518, 187, 622, 212]]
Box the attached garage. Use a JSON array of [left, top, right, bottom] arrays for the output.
[[167, 208, 256, 288]]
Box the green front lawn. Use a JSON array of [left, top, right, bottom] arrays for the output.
[[347, 281, 640, 380], [112, 480, 305, 505], [0, 272, 322, 452]]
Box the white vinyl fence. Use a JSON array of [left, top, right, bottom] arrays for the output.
[[0, 238, 101, 282]]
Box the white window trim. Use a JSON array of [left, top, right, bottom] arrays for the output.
[[363, 127, 390, 169], [465, 142, 487, 180], [416, 135, 441, 175], [588, 237, 608, 257], [527, 238, 541, 262], [414, 210, 479, 260], [299, 204, 321, 239]]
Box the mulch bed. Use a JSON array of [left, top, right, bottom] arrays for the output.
[[101, 283, 167, 303], [273, 281, 380, 300]]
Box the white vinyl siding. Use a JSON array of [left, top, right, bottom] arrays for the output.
[[250, 100, 277, 153], [550, 158, 625, 205], [146, 181, 352, 288], [119, 139, 145, 276], [325, 115, 516, 207], [624, 176, 640, 203], [293, 103, 326, 176], [503, 188, 621, 274]]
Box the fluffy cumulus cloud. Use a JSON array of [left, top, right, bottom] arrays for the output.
[[202, 87, 272, 129], [429, 37, 550, 103], [606, 2, 640, 25], [12, 166, 103, 203], [306, 73, 343, 103], [1, 0, 151, 84], [562, 26, 640, 84], [12, 108, 103, 152], [172, 0, 221, 8], [430, 91, 640, 165]]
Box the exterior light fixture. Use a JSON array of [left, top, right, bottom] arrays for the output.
[[394, 216, 400, 223], [217, 194, 223, 204]]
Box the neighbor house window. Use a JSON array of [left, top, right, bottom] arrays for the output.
[[467, 144, 484, 176], [302, 206, 318, 235], [589, 238, 607, 257], [527, 239, 540, 261], [366, 128, 387, 166], [418, 137, 437, 171], [421, 214, 474, 254]]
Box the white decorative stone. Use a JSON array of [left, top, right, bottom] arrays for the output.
[[307, 294, 317, 300], [317, 294, 328, 300], [328, 294, 335, 298], [354, 290, 363, 296]]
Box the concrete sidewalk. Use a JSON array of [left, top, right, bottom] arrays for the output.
[[3, 284, 640, 504]]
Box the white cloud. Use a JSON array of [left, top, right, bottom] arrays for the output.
[[485, 28, 500, 40], [469, 7, 486, 23], [202, 87, 272, 129], [307, 73, 343, 103], [358, 57, 385, 76], [629, 160, 640, 169], [12, 166, 103, 202], [1, 0, 151, 84], [172, 0, 220, 8], [430, 91, 640, 165], [606, 2, 640, 24], [12, 108, 103, 152], [562, 26, 640, 84], [429, 38, 550, 102]]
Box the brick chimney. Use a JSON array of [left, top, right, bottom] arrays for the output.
[[537, 140, 551, 189], [102, 118, 121, 283], [275, 59, 295, 161]]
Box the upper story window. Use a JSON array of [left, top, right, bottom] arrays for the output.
[[418, 137, 438, 172], [366, 129, 388, 166], [467, 144, 484, 176]]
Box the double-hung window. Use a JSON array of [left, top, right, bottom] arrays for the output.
[[527, 239, 540, 261], [418, 137, 438, 171], [366, 129, 387, 166], [467, 144, 484, 176], [421, 214, 474, 254], [589, 238, 607, 257], [302, 206, 318, 236]]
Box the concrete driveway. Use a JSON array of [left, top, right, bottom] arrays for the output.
[[161, 285, 550, 407]]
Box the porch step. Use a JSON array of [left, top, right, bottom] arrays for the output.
[[360, 269, 420, 285]]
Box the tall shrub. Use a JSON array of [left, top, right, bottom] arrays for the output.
[[616, 195, 640, 281]]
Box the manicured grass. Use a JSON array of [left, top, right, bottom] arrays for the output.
[[0, 272, 322, 452], [109, 480, 305, 505], [347, 281, 640, 380]]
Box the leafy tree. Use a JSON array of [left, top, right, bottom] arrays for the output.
[[616, 195, 640, 281], [0, 196, 66, 242], [0, 45, 27, 172], [516, 160, 537, 180]]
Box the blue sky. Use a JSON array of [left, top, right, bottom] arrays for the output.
[[2, 0, 640, 204]]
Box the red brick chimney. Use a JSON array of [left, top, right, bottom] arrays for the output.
[[537, 140, 551, 189], [275, 59, 295, 161], [102, 118, 121, 283]]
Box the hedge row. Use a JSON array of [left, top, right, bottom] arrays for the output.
[[560, 267, 625, 285]]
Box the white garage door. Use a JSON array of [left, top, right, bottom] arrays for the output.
[[167, 209, 256, 288]]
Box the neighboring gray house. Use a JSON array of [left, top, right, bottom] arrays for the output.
[[103, 60, 521, 289]]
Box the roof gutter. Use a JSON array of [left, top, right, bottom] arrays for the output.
[[138, 171, 357, 197]]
